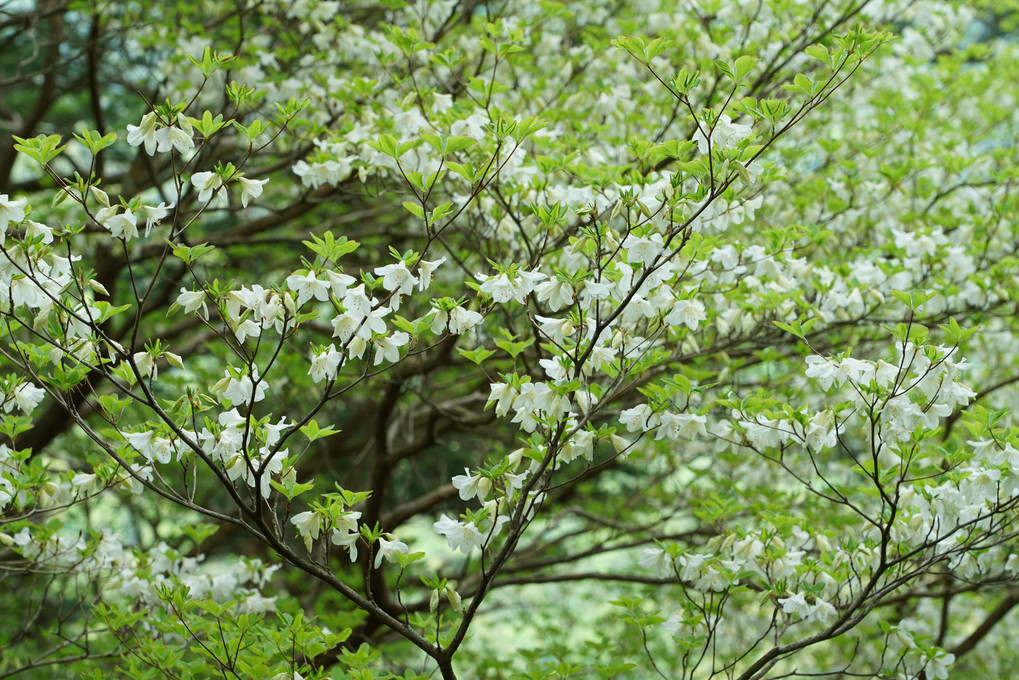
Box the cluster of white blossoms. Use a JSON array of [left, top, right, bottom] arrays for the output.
[[91, 187, 173, 241], [184, 283, 298, 343], [619, 404, 708, 443], [692, 113, 753, 155], [432, 450, 543, 555], [290, 504, 409, 568], [191, 172, 268, 208], [433, 502, 511, 554], [487, 379, 572, 434], [126, 111, 196, 156], [1, 0, 1012, 676], [116, 409, 296, 503], [0, 194, 73, 312], [1, 378, 45, 416], [2, 523, 280, 615]]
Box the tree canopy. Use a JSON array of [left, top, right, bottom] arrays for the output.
[[2, 1, 1019, 679]]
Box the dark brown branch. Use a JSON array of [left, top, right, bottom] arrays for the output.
[[948, 591, 1019, 658]]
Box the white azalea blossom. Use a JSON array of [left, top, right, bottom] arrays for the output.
[[373, 536, 408, 568], [237, 176, 269, 207], [191, 171, 224, 203], [308, 344, 343, 382], [4, 4, 1019, 679]]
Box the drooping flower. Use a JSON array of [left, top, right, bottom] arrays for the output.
[[452, 467, 492, 501], [10, 382, 45, 414], [126, 112, 160, 155], [154, 112, 195, 154], [237, 176, 269, 207], [291, 511, 322, 552], [141, 202, 173, 236], [308, 345, 343, 383], [433, 514, 484, 553], [0, 194, 28, 238], [176, 288, 208, 317], [374, 536, 409, 568], [191, 171, 224, 203], [778, 591, 811, 619], [373, 331, 409, 366]]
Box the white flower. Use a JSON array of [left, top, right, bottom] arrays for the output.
[[232, 319, 261, 344], [262, 416, 293, 448], [808, 597, 838, 625], [805, 410, 837, 450], [343, 285, 374, 318], [24, 220, 53, 243], [620, 403, 660, 432], [374, 536, 409, 568], [375, 262, 417, 293], [656, 412, 707, 440], [476, 268, 546, 304], [191, 171, 224, 203], [452, 467, 492, 501], [325, 270, 356, 298], [331, 311, 362, 342], [0, 194, 28, 239], [286, 271, 331, 306], [237, 176, 269, 207], [11, 383, 45, 414], [332, 510, 361, 535], [176, 288, 208, 316], [488, 382, 516, 416], [622, 233, 664, 266], [348, 336, 367, 360], [71, 473, 99, 496], [805, 356, 840, 391], [534, 315, 575, 344], [220, 368, 267, 404], [373, 331, 409, 365], [154, 113, 194, 154], [309, 345, 343, 383], [664, 299, 707, 330], [534, 278, 574, 311], [126, 112, 160, 155], [433, 514, 484, 553], [639, 547, 674, 577], [124, 430, 154, 458], [692, 114, 752, 154], [291, 511, 321, 552], [923, 651, 955, 680], [778, 591, 811, 619], [331, 528, 360, 561], [361, 306, 390, 336], [443, 306, 484, 335], [141, 202, 173, 236], [133, 351, 157, 380], [98, 208, 138, 240], [374, 262, 418, 309], [418, 257, 446, 290]]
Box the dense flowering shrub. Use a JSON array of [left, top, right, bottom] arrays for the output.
[[2, 1, 1019, 678]]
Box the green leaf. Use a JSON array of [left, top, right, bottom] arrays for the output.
[[301, 419, 340, 442], [458, 347, 495, 365], [271, 478, 316, 501], [73, 127, 118, 155], [402, 201, 424, 219], [733, 55, 756, 81], [12, 134, 66, 166], [170, 241, 216, 265]]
